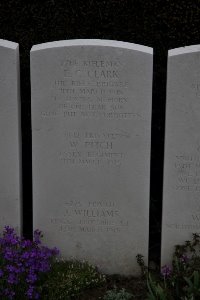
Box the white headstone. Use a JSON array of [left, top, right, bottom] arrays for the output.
[[0, 39, 21, 233], [31, 39, 153, 275], [162, 45, 200, 265]]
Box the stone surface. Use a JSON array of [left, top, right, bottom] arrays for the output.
[[31, 39, 153, 275], [162, 45, 200, 265], [0, 39, 21, 233]]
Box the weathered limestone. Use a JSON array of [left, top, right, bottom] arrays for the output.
[[0, 39, 21, 233], [31, 39, 153, 275], [162, 45, 200, 265]]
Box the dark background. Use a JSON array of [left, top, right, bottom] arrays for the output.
[[1, 0, 200, 264]]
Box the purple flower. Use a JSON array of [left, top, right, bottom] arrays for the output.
[[0, 226, 59, 299], [7, 264, 16, 272], [4, 288, 15, 299], [3, 247, 15, 260], [21, 239, 32, 248], [21, 251, 30, 260], [7, 273, 18, 285], [180, 254, 189, 263], [0, 269, 3, 277], [26, 285, 34, 298], [3, 226, 19, 245], [33, 229, 42, 245], [26, 272, 37, 283], [161, 265, 172, 278], [52, 247, 60, 256], [26, 285, 39, 299], [4, 226, 15, 235]]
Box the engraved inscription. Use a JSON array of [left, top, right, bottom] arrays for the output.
[[166, 213, 200, 231], [39, 57, 141, 168], [59, 130, 130, 167], [41, 58, 142, 120], [167, 153, 200, 232], [50, 200, 129, 234], [174, 154, 200, 191]]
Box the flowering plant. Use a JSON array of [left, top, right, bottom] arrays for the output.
[[0, 226, 59, 299], [41, 259, 106, 299], [141, 233, 200, 299]]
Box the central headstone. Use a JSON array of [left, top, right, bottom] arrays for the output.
[[0, 39, 21, 233], [31, 39, 153, 275]]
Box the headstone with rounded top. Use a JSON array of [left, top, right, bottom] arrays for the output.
[[31, 39, 153, 275]]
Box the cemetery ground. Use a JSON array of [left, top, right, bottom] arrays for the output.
[[43, 263, 147, 300], [2, 227, 200, 299], [0, 226, 147, 299], [40, 233, 200, 300], [64, 273, 147, 300]]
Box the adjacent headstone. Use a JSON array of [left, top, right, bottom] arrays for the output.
[[31, 39, 153, 275], [0, 39, 21, 233], [162, 45, 200, 265]]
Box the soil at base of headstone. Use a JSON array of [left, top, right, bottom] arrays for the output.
[[76, 275, 147, 299]]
